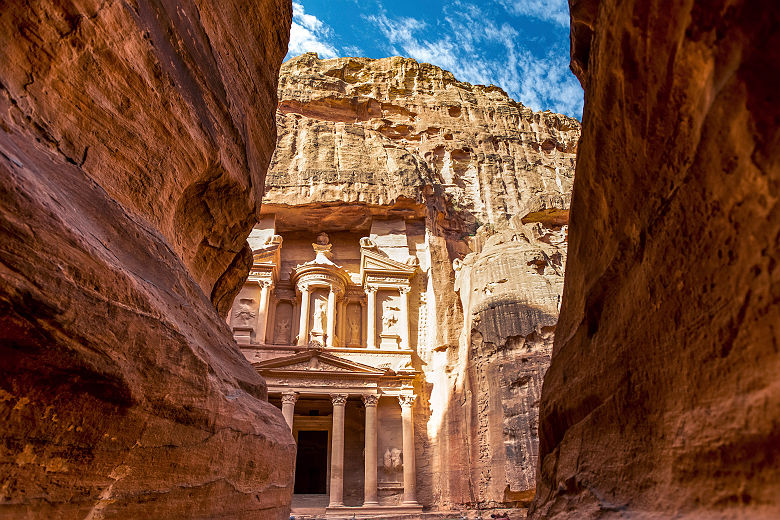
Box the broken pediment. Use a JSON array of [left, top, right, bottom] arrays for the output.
[[360, 247, 417, 286]]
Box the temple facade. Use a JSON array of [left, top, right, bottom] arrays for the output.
[[228, 215, 426, 516]]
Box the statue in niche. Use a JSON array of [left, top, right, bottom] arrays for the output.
[[311, 298, 327, 334], [383, 447, 403, 472], [233, 298, 256, 327], [348, 316, 360, 345], [275, 317, 290, 345], [381, 300, 398, 333]]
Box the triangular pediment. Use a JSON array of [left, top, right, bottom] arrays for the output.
[[254, 350, 385, 376], [361, 249, 416, 275]]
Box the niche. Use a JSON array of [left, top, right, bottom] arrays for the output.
[[273, 301, 293, 345], [345, 302, 363, 347]]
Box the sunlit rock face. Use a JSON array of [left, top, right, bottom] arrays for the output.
[[0, 1, 295, 518], [531, 0, 780, 518], [258, 53, 579, 509]]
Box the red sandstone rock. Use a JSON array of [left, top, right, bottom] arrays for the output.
[[0, 0, 295, 517], [531, 0, 780, 517]]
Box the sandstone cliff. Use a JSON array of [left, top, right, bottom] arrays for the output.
[[265, 54, 579, 509], [531, 0, 780, 518], [0, 1, 295, 518]]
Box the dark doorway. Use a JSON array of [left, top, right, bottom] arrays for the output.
[[294, 430, 329, 494]]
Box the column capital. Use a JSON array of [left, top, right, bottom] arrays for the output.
[[281, 392, 298, 405], [398, 394, 416, 408], [362, 394, 379, 407], [259, 278, 274, 289], [365, 285, 377, 294], [330, 393, 348, 406], [398, 285, 411, 294]]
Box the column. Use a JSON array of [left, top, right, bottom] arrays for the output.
[[366, 286, 377, 349], [297, 284, 310, 346], [326, 286, 336, 347], [256, 281, 272, 345], [337, 299, 345, 345], [398, 286, 410, 350], [280, 392, 297, 431], [399, 394, 418, 505], [362, 394, 379, 505], [361, 300, 368, 346], [328, 393, 348, 507]]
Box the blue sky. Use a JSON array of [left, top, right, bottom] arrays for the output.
[[285, 0, 583, 118]]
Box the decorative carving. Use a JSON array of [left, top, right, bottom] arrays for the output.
[[366, 275, 408, 284], [282, 359, 353, 372], [383, 447, 403, 471], [265, 234, 283, 245], [359, 237, 376, 249], [315, 232, 330, 245], [398, 286, 411, 295], [362, 394, 379, 407], [398, 394, 416, 407], [281, 392, 298, 405], [365, 285, 377, 294], [273, 301, 293, 345], [233, 298, 256, 327], [381, 299, 399, 333], [266, 378, 375, 388], [330, 393, 348, 405], [295, 273, 345, 295], [348, 316, 361, 345]]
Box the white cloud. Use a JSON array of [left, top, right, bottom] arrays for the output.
[[286, 2, 339, 60], [363, 5, 583, 117], [494, 0, 570, 26]]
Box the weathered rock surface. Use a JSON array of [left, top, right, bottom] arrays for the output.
[[453, 221, 566, 508], [531, 0, 780, 518], [270, 53, 579, 230], [0, 1, 295, 517], [265, 54, 579, 510]]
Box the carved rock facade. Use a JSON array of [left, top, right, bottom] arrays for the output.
[[0, 1, 295, 518], [228, 54, 579, 513]]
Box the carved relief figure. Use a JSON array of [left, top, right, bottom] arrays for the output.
[[274, 301, 293, 345], [275, 317, 290, 344], [348, 318, 360, 345], [383, 447, 403, 471], [233, 298, 256, 327], [381, 299, 398, 333]]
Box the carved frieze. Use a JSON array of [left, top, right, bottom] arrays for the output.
[[366, 275, 409, 285]]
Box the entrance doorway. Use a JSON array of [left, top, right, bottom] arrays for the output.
[[294, 430, 329, 494]]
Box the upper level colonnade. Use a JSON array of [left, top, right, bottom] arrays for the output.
[[229, 228, 419, 354]]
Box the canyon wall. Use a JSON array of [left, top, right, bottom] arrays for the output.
[[265, 54, 580, 508], [0, 1, 295, 518], [531, 0, 780, 518]]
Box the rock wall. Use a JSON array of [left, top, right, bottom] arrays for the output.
[[531, 0, 780, 518], [0, 1, 295, 518], [453, 221, 566, 508], [265, 54, 580, 509]]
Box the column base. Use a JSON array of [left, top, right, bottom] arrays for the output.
[[324, 504, 423, 518]]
